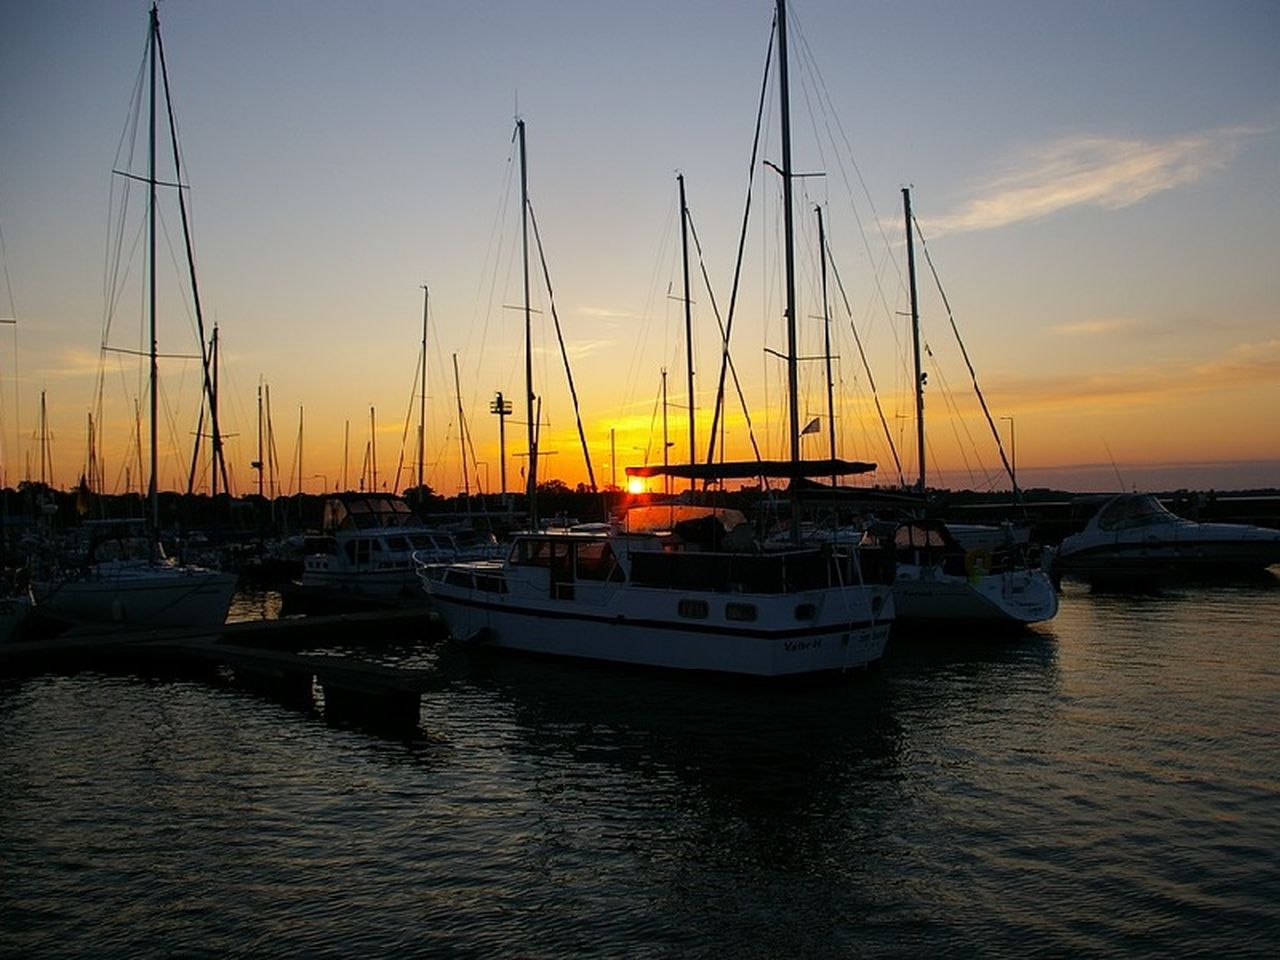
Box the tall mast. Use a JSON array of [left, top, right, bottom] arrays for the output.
[[369, 405, 377, 493], [256, 380, 264, 499], [679, 173, 695, 494], [418, 284, 428, 494], [517, 119, 538, 528], [147, 4, 159, 534], [817, 205, 836, 487], [296, 405, 304, 496], [453, 352, 469, 500], [777, 0, 801, 542], [903, 187, 925, 493], [661, 367, 670, 498], [211, 325, 221, 497]]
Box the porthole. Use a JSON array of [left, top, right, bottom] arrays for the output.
[[678, 599, 709, 619]]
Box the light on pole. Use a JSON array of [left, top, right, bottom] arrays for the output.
[[490, 392, 512, 497]]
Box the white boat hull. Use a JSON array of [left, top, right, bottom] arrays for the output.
[[893, 565, 1058, 625], [33, 567, 238, 628], [424, 575, 892, 677], [1055, 494, 1280, 587]]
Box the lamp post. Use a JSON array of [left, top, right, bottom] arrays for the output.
[[312, 473, 328, 494], [999, 416, 1017, 505], [490, 392, 512, 497]]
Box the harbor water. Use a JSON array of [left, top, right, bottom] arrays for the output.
[[2, 577, 1278, 957]]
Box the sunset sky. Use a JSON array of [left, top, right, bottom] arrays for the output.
[[2, 0, 1277, 498]]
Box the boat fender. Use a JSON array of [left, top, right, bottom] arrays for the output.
[[964, 548, 992, 583]]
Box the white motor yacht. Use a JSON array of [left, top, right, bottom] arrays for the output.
[[417, 505, 894, 678], [1053, 493, 1280, 588], [301, 494, 498, 602]]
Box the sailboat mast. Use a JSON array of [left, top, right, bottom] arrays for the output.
[[419, 284, 428, 493], [369, 405, 377, 493], [662, 367, 670, 497], [453, 352, 469, 500], [679, 174, 695, 493], [777, 0, 799, 466], [297, 405, 304, 496], [147, 3, 159, 533], [903, 187, 925, 493], [517, 120, 538, 527], [211, 326, 221, 498], [817, 205, 836, 486], [777, 0, 801, 543], [256, 380, 264, 499]]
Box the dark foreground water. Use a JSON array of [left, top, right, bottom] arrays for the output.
[[3, 578, 1279, 958]]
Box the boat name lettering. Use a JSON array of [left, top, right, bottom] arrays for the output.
[[784, 638, 823, 653]]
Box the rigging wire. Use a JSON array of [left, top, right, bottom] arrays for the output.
[[705, 9, 775, 473], [827, 246, 904, 486], [685, 212, 766, 470], [527, 202, 597, 492], [912, 213, 1017, 493], [0, 196, 21, 484]]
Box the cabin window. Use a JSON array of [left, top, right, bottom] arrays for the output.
[[345, 539, 373, 566], [794, 603, 816, 621], [386, 536, 411, 551], [474, 574, 507, 594], [514, 538, 554, 567], [575, 541, 624, 583], [444, 570, 474, 589], [726, 602, 757, 622], [678, 599, 709, 619]]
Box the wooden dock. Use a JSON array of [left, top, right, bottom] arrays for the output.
[[1, 608, 441, 732]]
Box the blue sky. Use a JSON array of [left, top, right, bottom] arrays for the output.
[[2, 0, 1277, 495]]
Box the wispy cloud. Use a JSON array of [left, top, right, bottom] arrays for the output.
[[1051, 317, 1137, 337], [984, 339, 1280, 412], [31, 346, 103, 381], [928, 126, 1263, 235], [577, 306, 635, 321]]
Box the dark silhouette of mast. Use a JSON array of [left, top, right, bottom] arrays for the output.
[[817, 206, 836, 487], [679, 174, 695, 494], [418, 284, 428, 494], [517, 120, 538, 528], [903, 187, 925, 493], [777, 0, 801, 542], [147, 4, 159, 534]]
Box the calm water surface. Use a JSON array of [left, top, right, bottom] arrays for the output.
[[2, 578, 1278, 958]]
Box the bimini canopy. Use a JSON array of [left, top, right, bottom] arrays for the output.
[[624, 458, 875, 481]]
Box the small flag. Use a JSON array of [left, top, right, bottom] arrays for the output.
[[801, 417, 821, 435]]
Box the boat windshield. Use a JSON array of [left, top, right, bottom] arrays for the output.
[[894, 523, 950, 550], [1096, 494, 1178, 531]]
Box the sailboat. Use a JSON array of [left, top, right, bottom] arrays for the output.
[[419, 1, 895, 677], [888, 188, 1057, 627], [30, 5, 236, 629]]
